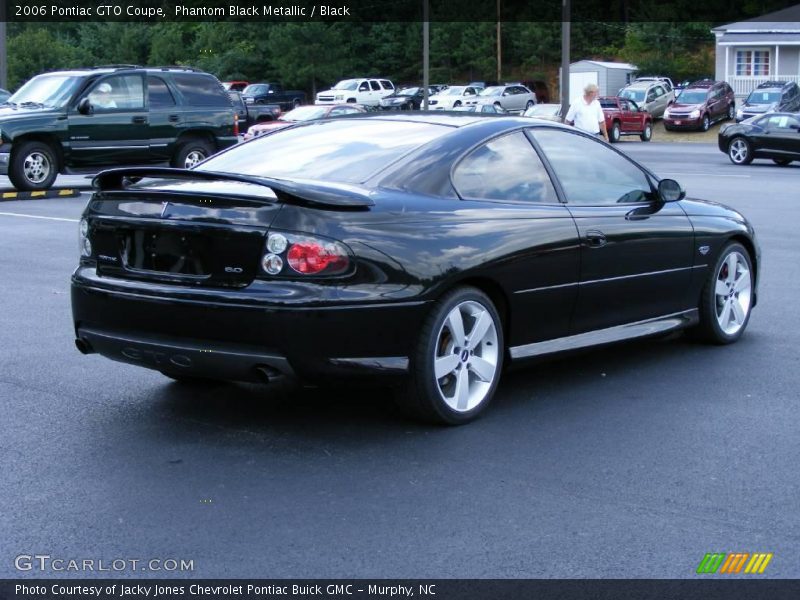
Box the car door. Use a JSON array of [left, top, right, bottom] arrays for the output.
[[531, 128, 695, 334], [757, 114, 800, 156], [450, 129, 580, 347], [146, 75, 181, 162], [620, 100, 639, 132], [67, 73, 150, 167]]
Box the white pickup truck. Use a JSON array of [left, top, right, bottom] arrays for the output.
[[316, 78, 395, 106]]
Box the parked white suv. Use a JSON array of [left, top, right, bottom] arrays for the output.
[[316, 78, 395, 106]]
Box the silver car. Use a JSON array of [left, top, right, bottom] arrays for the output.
[[472, 84, 536, 114], [619, 81, 674, 119]]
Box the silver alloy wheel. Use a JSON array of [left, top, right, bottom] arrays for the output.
[[184, 150, 206, 168], [728, 104, 735, 119], [433, 300, 499, 412], [714, 251, 752, 336], [23, 151, 52, 184], [702, 115, 710, 131], [729, 139, 749, 164], [642, 124, 652, 140]]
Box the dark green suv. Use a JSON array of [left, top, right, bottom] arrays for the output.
[[0, 66, 237, 190]]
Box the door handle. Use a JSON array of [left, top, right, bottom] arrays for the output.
[[168, 115, 180, 122], [132, 116, 147, 124], [585, 230, 607, 248]]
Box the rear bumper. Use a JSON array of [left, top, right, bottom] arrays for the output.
[[71, 268, 429, 384]]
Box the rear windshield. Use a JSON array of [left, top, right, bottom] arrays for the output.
[[197, 118, 451, 183]]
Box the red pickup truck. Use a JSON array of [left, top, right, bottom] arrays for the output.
[[599, 96, 653, 143]]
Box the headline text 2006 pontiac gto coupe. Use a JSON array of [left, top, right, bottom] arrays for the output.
[[72, 114, 759, 424]]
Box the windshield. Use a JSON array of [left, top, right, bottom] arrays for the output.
[[333, 80, 359, 91], [242, 85, 266, 95], [526, 105, 559, 116], [480, 87, 503, 96], [396, 87, 420, 96], [441, 86, 465, 96], [198, 119, 450, 184], [746, 91, 780, 104], [619, 89, 645, 103], [676, 91, 707, 104], [281, 106, 330, 121], [8, 74, 82, 107]]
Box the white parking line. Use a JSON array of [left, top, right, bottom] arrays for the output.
[[0, 211, 79, 223]]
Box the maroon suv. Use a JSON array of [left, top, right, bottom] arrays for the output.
[[664, 80, 735, 132]]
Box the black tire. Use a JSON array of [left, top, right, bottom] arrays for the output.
[[346, 98, 357, 103], [171, 138, 214, 169], [772, 158, 792, 166], [8, 140, 58, 191], [694, 242, 754, 344], [396, 287, 504, 425], [526, 100, 535, 110], [609, 121, 621, 143], [640, 122, 653, 142], [727, 137, 753, 165], [727, 104, 735, 120], [700, 114, 710, 132], [453, 101, 462, 108]]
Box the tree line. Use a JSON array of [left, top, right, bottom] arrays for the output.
[[0, 20, 760, 95]]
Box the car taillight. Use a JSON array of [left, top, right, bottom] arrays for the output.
[[261, 232, 351, 277], [287, 241, 348, 274]]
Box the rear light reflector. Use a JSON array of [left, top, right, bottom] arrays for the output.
[[260, 231, 351, 277]]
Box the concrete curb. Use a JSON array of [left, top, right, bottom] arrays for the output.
[[0, 188, 82, 201]]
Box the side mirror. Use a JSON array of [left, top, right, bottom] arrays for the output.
[[77, 97, 93, 115], [658, 178, 685, 202]]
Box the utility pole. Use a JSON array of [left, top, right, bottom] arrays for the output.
[[423, 0, 429, 109], [560, 0, 571, 121], [0, 0, 7, 89], [496, 0, 501, 82]]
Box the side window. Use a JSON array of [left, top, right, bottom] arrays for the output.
[[380, 80, 394, 90], [329, 107, 357, 116], [172, 74, 230, 107], [452, 131, 558, 203], [533, 129, 656, 205], [646, 90, 656, 103], [370, 81, 381, 91], [358, 82, 370, 92], [148, 76, 176, 109], [88, 75, 144, 111]]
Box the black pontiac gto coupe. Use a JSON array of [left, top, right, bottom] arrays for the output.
[[72, 114, 759, 424]]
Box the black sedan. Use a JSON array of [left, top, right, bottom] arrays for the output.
[[720, 112, 800, 166], [379, 86, 433, 110], [72, 114, 759, 425]]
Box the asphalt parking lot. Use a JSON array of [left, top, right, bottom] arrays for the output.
[[1, 143, 798, 579]]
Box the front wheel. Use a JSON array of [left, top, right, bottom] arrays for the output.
[[728, 137, 753, 165], [640, 122, 652, 142], [397, 287, 504, 425], [727, 104, 735, 120], [526, 100, 535, 110], [8, 141, 58, 191], [609, 121, 621, 143], [695, 242, 754, 344], [171, 138, 214, 169], [700, 114, 710, 131]]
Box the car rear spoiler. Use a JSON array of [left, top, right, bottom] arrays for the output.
[[92, 167, 375, 210]]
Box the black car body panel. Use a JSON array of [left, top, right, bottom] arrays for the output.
[[719, 112, 800, 164], [72, 114, 760, 418], [240, 83, 306, 111]]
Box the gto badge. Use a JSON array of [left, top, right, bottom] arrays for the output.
[[699, 245, 710, 255]]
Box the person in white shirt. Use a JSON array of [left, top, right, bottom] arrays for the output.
[[565, 83, 608, 141]]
